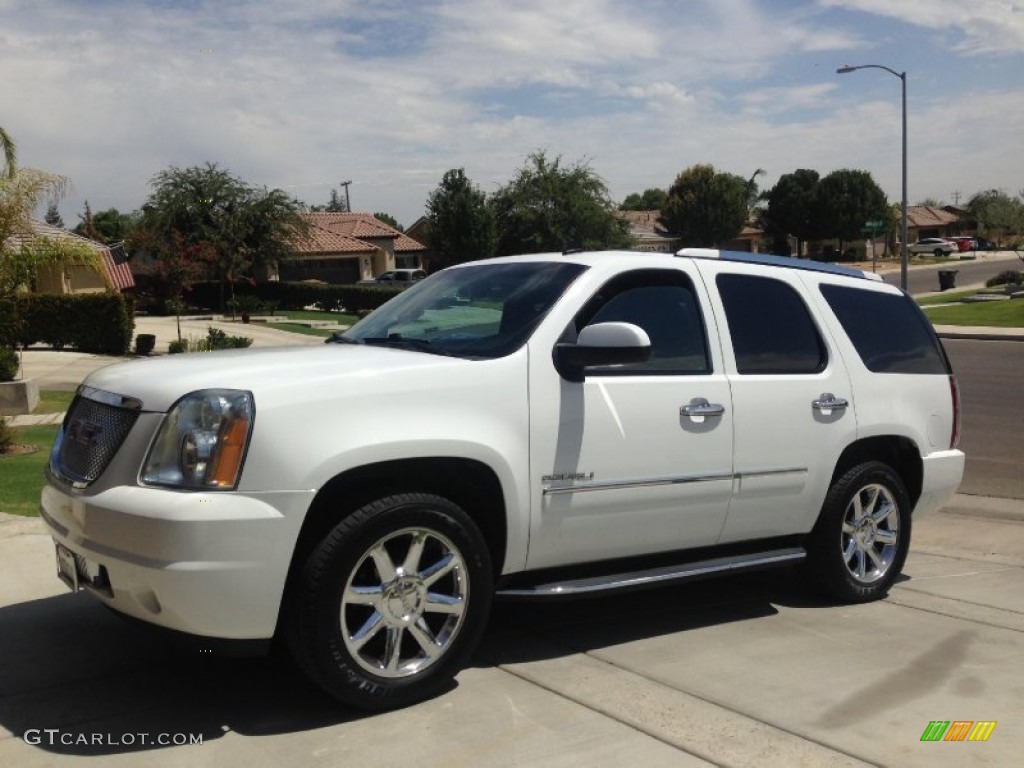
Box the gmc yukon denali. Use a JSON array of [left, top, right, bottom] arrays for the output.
[[41, 248, 965, 709]]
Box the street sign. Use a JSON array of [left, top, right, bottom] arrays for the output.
[[864, 219, 884, 228]]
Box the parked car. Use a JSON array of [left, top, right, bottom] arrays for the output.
[[947, 236, 976, 253], [41, 248, 965, 711], [359, 269, 427, 288], [974, 236, 997, 251], [908, 238, 958, 257]]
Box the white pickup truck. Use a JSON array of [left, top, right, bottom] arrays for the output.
[[41, 248, 965, 710]]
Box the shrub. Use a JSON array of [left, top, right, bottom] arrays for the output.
[[0, 346, 18, 382], [0, 416, 15, 454], [135, 334, 156, 356], [181, 280, 399, 314], [15, 294, 134, 354], [986, 270, 1023, 288], [168, 328, 253, 353], [168, 339, 188, 354]]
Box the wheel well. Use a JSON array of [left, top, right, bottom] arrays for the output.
[[831, 437, 922, 508], [285, 458, 508, 593]]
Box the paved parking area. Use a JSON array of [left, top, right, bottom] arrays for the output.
[[1, 499, 1021, 767]]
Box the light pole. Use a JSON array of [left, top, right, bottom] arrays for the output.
[[837, 64, 908, 291]]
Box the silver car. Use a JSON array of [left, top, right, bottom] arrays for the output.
[[908, 238, 957, 257]]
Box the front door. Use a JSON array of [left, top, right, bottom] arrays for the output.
[[526, 266, 734, 569]]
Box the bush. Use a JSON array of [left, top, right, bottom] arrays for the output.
[[986, 270, 1023, 288], [15, 294, 134, 354], [168, 339, 188, 354], [168, 327, 253, 353], [181, 280, 399, 314], [135, 334, 156, 356], [0, 346, 18, 382]]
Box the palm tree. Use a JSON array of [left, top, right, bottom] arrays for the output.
[[0, 125, 15, 179]]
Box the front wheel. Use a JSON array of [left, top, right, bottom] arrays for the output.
[[287, 493, 493, 710], [934, 248, 945, 257], [806, 462, 911, 602]]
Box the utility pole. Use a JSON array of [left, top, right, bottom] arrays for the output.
[[340, 180, 352, 212], [951, 190, 961, 206]]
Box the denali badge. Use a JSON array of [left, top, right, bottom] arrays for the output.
[[541, 472, 595, 483]]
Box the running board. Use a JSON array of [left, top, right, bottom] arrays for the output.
[[495, 547, 806, 598]]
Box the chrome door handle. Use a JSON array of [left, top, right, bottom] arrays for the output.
[[680, 398, 726, 417], [813, 393, 849, 411]]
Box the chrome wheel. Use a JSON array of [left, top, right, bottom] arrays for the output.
[[840, 482, 900, 584], [341, 527, 469, 678]]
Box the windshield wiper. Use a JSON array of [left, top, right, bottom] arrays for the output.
[[325, 332, 360, 344]]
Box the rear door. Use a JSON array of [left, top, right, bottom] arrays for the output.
[[697, 262, 859, 542]]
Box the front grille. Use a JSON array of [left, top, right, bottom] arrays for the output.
[[57, 395, 140, 485]]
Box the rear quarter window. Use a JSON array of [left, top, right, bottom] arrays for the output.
[[819, 284, 949, 374]]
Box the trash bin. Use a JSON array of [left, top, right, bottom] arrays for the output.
[[938, 270, 958, 291]]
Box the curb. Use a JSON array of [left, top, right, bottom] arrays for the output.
[[936, 330, 1024, 342]]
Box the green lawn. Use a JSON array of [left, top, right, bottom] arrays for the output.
[[923, 299, 1024, 327], [0, 425, 58, 516], [916, 290, 977, 306], [279, 310, 359, 324], [266, 323, 334, 338], [34, 390, 75, 414]]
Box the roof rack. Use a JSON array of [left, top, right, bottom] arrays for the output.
[[675, 248, 882, 282]]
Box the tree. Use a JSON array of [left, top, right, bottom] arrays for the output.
[[135, 163, 309, 308], [44, 201, 64, 228], [74, 205, 136, 245], [659, 164, 748, 247], [968, 189, 1024, 243], [490, 151, 632, 255], [425, 168, 497, 268], [309, 188, 348, 212], [812, 169, 889, 252], [765, 169, 822, 257], [620, 188, 668, 211], [373, 212, 403, 231]]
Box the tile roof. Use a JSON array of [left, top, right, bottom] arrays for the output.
[[5, 220, 134, 291], [906, 205, 960, 228], [295, 212, 426, 255]]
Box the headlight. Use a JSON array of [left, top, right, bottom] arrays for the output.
[[141, 390, 254, 490]]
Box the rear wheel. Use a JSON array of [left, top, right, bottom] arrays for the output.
[[807, 462, 911, 602], [287, 493, 493, 710], [933, 248, 945, 257]]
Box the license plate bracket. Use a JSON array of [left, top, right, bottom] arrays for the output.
[[55, 542, 80, 592]]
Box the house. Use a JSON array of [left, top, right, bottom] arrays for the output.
[[619, 210, 763, 253], [279, 212, 426, 284], [906, 205, 963, 241], [5, 219, 134, 294]]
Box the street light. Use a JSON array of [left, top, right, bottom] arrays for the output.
[[837, 64, 908, 291]]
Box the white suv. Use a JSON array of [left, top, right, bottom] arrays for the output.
[[41, 248, 965, 710]]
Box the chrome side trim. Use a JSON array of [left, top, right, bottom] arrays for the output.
[[734, 467, 807, 480], [78, 385, 143, 411], [542, 467, 807, 495], [497, 547, 806, 597]]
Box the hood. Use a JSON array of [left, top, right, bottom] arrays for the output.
[[82, 344, 469, 412]]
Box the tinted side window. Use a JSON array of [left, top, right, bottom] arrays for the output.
[[577, 270, 711, 375], [820, 284, 949, 374], [717, 274, 827, 375]]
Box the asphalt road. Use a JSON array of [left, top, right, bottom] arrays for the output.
[[880, 251, 1021, 295], [945, 338, 1024, 500]]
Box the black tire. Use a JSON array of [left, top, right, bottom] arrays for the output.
[[806, 462, 911, 603], [286, 493, 493, 710], [934, 248, 944, 258]]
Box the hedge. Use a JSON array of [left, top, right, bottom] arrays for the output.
[[10, 293, 134, 355], [179, 281, 401, 314]]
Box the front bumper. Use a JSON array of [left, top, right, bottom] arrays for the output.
[[40, 479, 314, 639], [914, 449, 966, 516]]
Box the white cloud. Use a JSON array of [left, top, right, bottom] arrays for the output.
[[820, 0, 1024, 55]]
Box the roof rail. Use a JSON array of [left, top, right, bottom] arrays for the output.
[[675, 248, 882, 282]]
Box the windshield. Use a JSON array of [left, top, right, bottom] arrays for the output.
[[338, 261, 587, 359]]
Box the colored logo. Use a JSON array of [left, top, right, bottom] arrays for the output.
[[920, 721, 996, 742]]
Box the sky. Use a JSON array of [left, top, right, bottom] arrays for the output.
[[3, 0, 1023, 230]]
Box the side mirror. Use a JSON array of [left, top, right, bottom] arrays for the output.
[[554, 322, 651, 382]]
